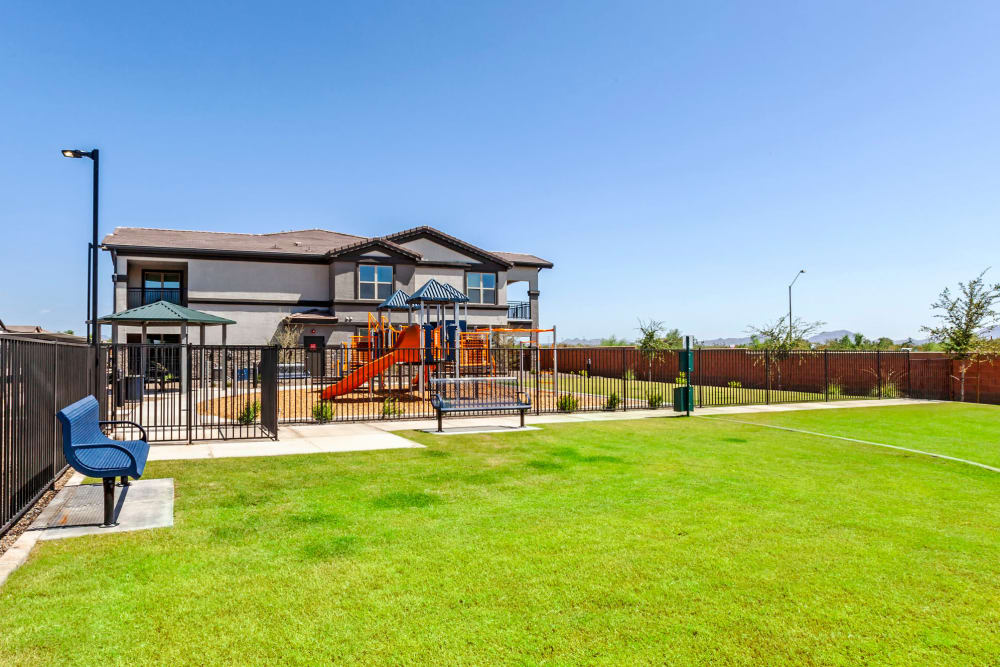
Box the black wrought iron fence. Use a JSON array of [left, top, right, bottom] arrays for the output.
[[1, 337, 92, 539], [96, 343, 916, 436], [103, 344, 276, 442]]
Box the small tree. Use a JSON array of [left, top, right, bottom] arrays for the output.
[[636, 319, 669, 380], [746, 316, 824, 388], [922, 269, 1000, 402], [269, 322, 303, 362]]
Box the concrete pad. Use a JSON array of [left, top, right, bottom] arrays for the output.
[[148, 444, 212, 461], [419, 425, 542, 436], [208, 440, 322, 459], [29, 479, 174, 540]]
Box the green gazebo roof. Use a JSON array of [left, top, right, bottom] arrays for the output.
[[98, 300, 237, 325]]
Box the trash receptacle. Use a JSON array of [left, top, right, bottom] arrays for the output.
[[673, 386, 693, 412], [125, 375, 144, 401]]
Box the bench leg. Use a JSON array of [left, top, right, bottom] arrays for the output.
[[119, 475, 130, 487], [437, 409, 443, 433], [101, 477, 118, 527], [520, 409, 525, 429]]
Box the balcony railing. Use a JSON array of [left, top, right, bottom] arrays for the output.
[[507, 300, 531, 321], [127, 288, 185, 309]]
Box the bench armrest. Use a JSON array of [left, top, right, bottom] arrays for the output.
[[100, 420, 148, 443], [74, 443, 139, 470], [517, 391, 531, 407], [430, 394, 444, 409]]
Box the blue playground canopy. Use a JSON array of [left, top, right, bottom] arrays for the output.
[[406, 279, 469, 305], [377, 289, 414, 311]]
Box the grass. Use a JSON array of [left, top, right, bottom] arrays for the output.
[[715, 402, 1000, 469], [2, 405, 1000, 663], [525, 373, 838, 405]]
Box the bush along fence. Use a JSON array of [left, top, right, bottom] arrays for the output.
[[1, 337, 93, 540]]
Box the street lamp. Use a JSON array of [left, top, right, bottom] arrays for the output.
[[788, 269, 805, 343], [62, 147, 100, 393]]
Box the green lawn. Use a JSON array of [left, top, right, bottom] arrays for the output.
[[526, 373, 840, 405], [716, 402, 1000, 470], [2, 405, 1000, 664]]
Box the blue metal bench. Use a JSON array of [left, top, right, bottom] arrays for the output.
[[56, 396, 150, 527], [430, 392, 532, 432]]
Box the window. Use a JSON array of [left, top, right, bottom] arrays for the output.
[[359, 264, 392, 300], [466, 272, 496, 304], [143, 271, 182, 305]]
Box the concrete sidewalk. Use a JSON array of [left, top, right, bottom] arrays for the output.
[[146, 397, 936, 461]]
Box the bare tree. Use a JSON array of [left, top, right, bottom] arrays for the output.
[[922, 269, 1000, 401]]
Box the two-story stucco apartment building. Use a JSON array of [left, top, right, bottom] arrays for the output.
[[101, 225, 552, 346]]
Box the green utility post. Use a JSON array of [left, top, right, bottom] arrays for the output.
[[674, 337, 694, 415]]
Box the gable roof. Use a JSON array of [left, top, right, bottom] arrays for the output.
[[384, 226, 513, 268], [102, 225, 551, 268], [98, 300, 237, 325], [407, 279, 470, 304], [326, 237, 421, 260]]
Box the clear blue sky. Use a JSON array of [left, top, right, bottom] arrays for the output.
[[3, 2, 1000, 341]]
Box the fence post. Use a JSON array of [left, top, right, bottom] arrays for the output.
[[824, 350, 829, 401], [622, 347, 627, 411], [877, 350, 882, 399], [186, 343, 193, 444], [907, 350, 912, 398], [765, 349, 771, 405], [51, 343, 58, 490]]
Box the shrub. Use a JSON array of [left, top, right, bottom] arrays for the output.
[[624, 369, 636, 381], [727, 380, 742, 389], [674, 372, 687, 385], [236, 400, 260, 425], [647, 390, 664, 409], [826, 382, 844, 398], [312, 402, 335, 423], [382, 397, 402, 417], [604, 391, 621, 411], [556, 394, 578, 412], [871, 381, 900, 398]]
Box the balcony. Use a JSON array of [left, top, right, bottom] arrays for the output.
[[507, 300, 531, 321], [127, 288, 185, 309]]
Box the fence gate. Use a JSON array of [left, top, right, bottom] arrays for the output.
[[259, 347, 279, 439]]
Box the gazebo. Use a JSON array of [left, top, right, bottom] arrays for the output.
[[98, 300, 236, 346], [98, 301, 237, 397]]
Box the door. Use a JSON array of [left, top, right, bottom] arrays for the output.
[[303, 335, 326, 378]]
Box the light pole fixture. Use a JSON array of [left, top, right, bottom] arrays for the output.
[[62, 147, 100, 394], [788, 269, 805, 343]]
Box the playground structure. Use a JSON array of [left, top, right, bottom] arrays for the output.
[[319, 279, 557, 401]]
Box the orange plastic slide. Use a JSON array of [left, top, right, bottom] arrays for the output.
[[320, 325, 422, 400]]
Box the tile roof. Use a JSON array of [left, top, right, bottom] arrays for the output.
[[102, 225, 551, 267], [102, 227, 365, 256]]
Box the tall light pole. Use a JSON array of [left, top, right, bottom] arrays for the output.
[[62, 148, 100, 394], [788, 269, 805, 343]]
